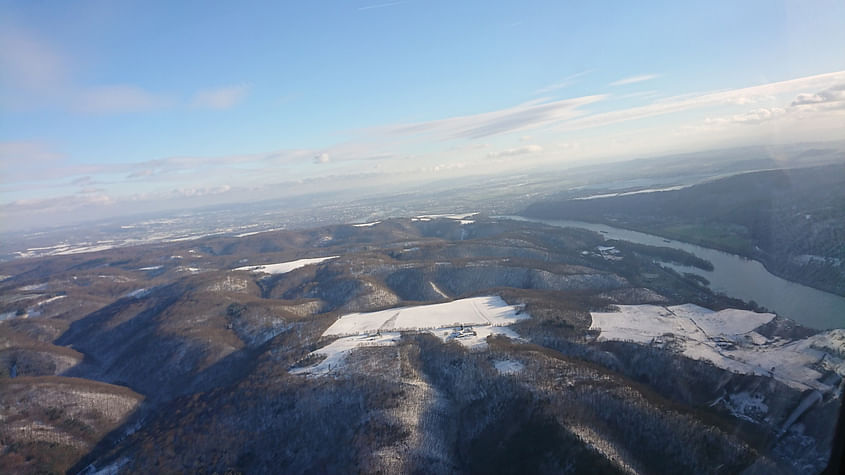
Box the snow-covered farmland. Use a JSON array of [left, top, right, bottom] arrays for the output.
[[293, 296, 529, 376], [411, 212, 478, 223], [234, 256, 338, 275], [590, 304, 845, 391], [323, 296, 528, 337]]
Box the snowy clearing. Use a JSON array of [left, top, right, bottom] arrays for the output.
[[293, 296, 529, 376], [426, 325, 522, 350], [590, 304, 845, 391], [494, 359, 525, 375], [234, 256, 338, 275]]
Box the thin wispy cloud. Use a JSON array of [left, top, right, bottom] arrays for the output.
[[74, 85, 172, 114], [0, 24, 67, 90], [381, 95, 605, 140], [358, 1, 408, 11], [0, 141, 63, 164], [705, 107, 787, 126], [610, 74, 660, 86], [534, 70, 594, 94], [559, 71, 845, 131], [192, 84, 250, 110]]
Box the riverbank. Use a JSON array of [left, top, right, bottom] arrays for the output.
[[505, 216, 845, 331]]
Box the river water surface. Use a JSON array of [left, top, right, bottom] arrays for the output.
[[506, 216, 845, 330]]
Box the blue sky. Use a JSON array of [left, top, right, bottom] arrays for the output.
[[1, 0, 844, 230]]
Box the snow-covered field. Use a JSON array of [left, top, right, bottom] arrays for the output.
[[591, 304, 845, 391], [323, 296, 528, 337], [234, 256, 338, 275], [235, 227, 284, 238], [293, 296, 529, 376], [411, 212, 478, 224]]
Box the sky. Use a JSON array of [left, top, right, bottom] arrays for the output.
[[1, 0, 844, 231]]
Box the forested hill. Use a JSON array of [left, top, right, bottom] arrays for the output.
[[522, 164, 845, 296]]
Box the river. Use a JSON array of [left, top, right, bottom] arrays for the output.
[[505, 216, 845, 330]]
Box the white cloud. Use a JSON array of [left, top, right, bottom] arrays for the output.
[[705, 107, 786, 126], [791, 83, 845, 109], [192, 84, 250, 109], [487, 144, 543, 158], [609, 74, 660, 86], [313, 153, 331, 164]]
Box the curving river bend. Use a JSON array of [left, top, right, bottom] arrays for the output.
[[506, 216, 845, 330]]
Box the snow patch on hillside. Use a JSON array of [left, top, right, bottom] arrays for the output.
[[18, 283, 48, 291], [291, 332, 402, 376], [429, 281, 449, 299], [234, 256, 338, 275], [591, 304, 845, 391], [124, 288, 150, 299], [352, 221, 381, 227]]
